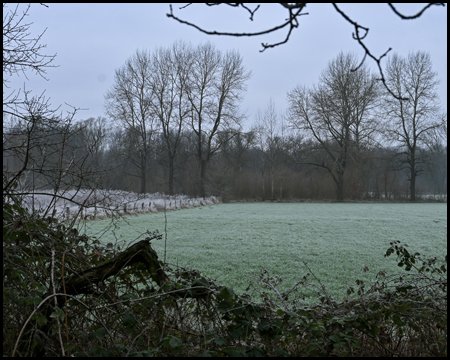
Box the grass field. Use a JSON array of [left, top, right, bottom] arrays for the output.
[[79, 202, 447, 303]]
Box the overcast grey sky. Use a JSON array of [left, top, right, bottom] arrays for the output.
[[5, 3, 447, 130]]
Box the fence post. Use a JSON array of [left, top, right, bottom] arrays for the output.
[[123, 203, 127, 213], [65, 207, 70, 219]]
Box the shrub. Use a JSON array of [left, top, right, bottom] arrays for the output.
[[3, 196, 447, 357]]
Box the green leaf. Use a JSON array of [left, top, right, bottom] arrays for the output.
[[169, 337, 182, 347], [329, 334, 342, 342], [31, 282, 46, 292], [93, 327, 107, 340], [230, 324, 244, 339], [36, 313, 47, 326], [191, 277, 210, 287], [200, 351, 218, 357], [217, 286, 236, 304], [275, 347, 289, 356], [221, 347, 242, 357], [245, 345, 265, 357], [120, 293, 137, 301], [123, 313, 137, 326], [50, 308, 65, 321], [214, 337, 226, 346]]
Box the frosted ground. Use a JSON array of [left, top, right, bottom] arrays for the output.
[[13, 189, 220, 219], [80, 202, 447, 303]]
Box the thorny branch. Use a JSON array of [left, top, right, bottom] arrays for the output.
[[167, 3, 308, 52], [167, 3, 445, 100]]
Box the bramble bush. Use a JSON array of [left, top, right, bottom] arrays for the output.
[[3, 193, 447, 357]]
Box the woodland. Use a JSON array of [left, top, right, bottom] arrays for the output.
[[3, 3, 447, 357]]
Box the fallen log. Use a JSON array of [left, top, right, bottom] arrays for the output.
[[28, 235, 213, 356], [60, 235, 169, 297]]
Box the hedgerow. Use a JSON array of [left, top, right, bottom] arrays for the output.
[[3, 196, 447, 357]]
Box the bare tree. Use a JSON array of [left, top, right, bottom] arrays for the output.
[[150, 42, 192, 195], [217, 129, 256, 199], [73, 117, 110, 167], [167, 3, 445, 100], [3, 3, 56, 108], [424, 123, 447, 198], [2, 3, 103, 219], [287, 53, 379, 201], [383, 51, 445, 201], [186, 42, 251, 197], [254, 99, 282, 200], [104, 50, 157, 194]]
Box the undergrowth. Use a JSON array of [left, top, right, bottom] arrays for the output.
[[3, 196, 447, 357]]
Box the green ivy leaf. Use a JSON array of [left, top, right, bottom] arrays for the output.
[[123, 313, 136, 326], [93, 327, 107, 340]]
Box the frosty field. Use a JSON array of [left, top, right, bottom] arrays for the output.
[[79, 203, 447, 303]]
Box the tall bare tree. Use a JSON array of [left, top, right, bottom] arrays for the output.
[[186, 42, 251, 197], [383, 51, 445, 201], [254, 99, 282, 200], [105, 50, 157, 194], [150, 42, 192, 195], [287, 52, 379, 201]]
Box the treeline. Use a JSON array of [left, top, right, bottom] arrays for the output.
[[3, 115, 446, 201], [3, 43, 446, 202]]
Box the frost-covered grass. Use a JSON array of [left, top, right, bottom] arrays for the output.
[[12, 188, 219, 219], [79, 203, 447, 303]]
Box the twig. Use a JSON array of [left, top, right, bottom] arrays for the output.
[[12, 293, 112, 357], [51, 249, 65, 357], [167, 4, 308, 53], [387, 3, 444, 20], [332, 3, 408, 101], [164, 199, 168, 265], [62, 252, 70, 356], [301, 261, 334, 305], [263, 279, 290, 311]]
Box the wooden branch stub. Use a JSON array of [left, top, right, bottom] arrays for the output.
[[61, 237, 168, 296]]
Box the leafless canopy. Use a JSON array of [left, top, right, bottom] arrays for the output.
[[3, 3, 56, 84], [167, 3, 445, 100], [287, 52, 380, 201]]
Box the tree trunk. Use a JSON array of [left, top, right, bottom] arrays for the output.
[[200, 159, 207, 198], [140, 151, 146, 194], [410, 163, 416, 201], [280, 174, 283, 201], [168, 156, 174, 195], [336, 174, 344, 202], [409, 148, 416, 201], [261, 169, 265, 201], [271, 167, 274, 200]]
